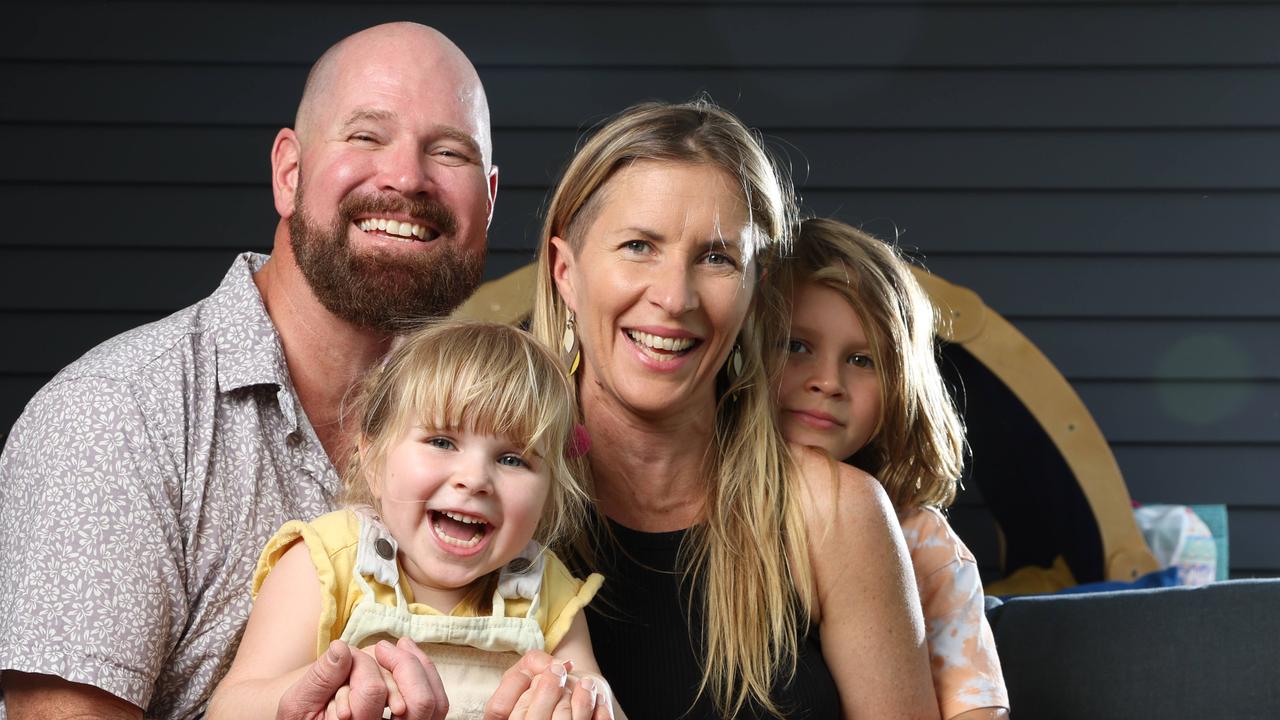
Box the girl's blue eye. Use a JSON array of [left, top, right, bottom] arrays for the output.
[[787, 339, 809, 354], [498, 454, 529, 469], [848, 354, 875, 369], [427, 436, 455, 450]]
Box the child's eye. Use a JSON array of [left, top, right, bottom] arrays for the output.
[[848, 353, 875, 369], [787, 339, 810, 354], [497, 453, 529, 469], [426, 436, 456, 450]]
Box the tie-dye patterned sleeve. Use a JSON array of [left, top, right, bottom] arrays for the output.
[[899, 508, 1010, 719]]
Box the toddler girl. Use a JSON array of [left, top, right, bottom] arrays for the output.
[[211, 319, 615, 720]]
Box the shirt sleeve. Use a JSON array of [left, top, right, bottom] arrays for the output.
[[0, 376, 186, 710], [903, 509, 1010, 718], [536, 550, 603, 652]]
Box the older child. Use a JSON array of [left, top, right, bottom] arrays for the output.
[[210, 320, 618, 720], [778, 217, 1010, 720]]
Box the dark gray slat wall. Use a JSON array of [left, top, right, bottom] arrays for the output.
[[17, 125, 1280, 189], [13, 63, 1280, 130], [8, 3, 1280, 66], [2, 2, 1277, 578]]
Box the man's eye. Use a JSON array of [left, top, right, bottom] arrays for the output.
[[350, 133, 378, 143]]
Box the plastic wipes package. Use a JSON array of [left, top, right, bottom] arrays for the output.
[[1133, 505, 1218, 586]]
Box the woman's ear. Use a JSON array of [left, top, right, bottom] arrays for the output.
[[549, 236, 579, 312]]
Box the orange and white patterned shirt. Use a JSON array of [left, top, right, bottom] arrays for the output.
[[900, 507, 1009, 718]]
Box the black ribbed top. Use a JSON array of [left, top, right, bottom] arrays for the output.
[[579, 519, 840, 719]]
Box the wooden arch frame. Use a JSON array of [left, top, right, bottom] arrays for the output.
[[456, 263, 1161, 582]]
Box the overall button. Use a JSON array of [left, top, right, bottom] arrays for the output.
[[374, 538, 395, 560]]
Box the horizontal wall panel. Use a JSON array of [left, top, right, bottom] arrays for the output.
[[1011, 320, 1280, 381], [0, 312, 167, 374], [807, 190, 1280, 256], [0, 249, 534, 312], [924, 256, 1280, 319], [8, 185, 1280, 256], [1079, 381, 1280, 444], [10, 63, 1280, 130], [0, 185, 550, 252], [1118, 445, 1280, 506], [13, 126, 1280, 191], [6, 4, 1280, 68], [1221, 508, 1280, 572], [0, 376, 44, 440]]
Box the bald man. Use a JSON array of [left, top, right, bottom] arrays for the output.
[[0, 23, 500, 720]]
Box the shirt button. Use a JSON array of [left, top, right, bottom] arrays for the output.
[[374, 538, 395, 560]]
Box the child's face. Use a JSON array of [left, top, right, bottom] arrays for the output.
[[778, 281, 882, 461], [369, 423, 551, 611]]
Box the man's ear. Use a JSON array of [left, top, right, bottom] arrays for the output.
[[271, 128, 302, 219], [484, 164, 500, 229], [549, 236, 578, 312]]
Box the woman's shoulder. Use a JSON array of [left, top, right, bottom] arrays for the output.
[[788, 443, 894, 526]]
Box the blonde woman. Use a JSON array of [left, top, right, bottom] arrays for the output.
[[495, 100, 938, 719], [778, 218, 1009, 720]]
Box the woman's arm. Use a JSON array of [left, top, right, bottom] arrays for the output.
[[793, 447, 940, 720], [206, 542, 329, 720]]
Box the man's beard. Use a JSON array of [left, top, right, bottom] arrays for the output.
[[289, 188, 485, 334]]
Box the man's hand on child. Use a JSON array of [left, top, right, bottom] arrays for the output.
[[276, 639, 448, 720]]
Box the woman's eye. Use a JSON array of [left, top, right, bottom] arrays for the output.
[[426, 436, 456, 450], [848, 354, 875, 369], [787, 339, 809, 354], [622, 240, 651, 253], [704, 251, 738, 268], [498, 454, 529, 469]]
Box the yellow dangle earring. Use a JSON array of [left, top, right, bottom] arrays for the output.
[[562, 311, 581, 376]]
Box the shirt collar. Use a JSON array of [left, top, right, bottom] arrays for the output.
[[210, 252, 292, 395]]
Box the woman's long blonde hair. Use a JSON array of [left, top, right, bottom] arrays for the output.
[[531, 99, 810, 718], [342, 320, 590, 578], [787, 217, 966, 510]]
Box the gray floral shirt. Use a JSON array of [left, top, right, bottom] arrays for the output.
[[0, 253, 341, 718]]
